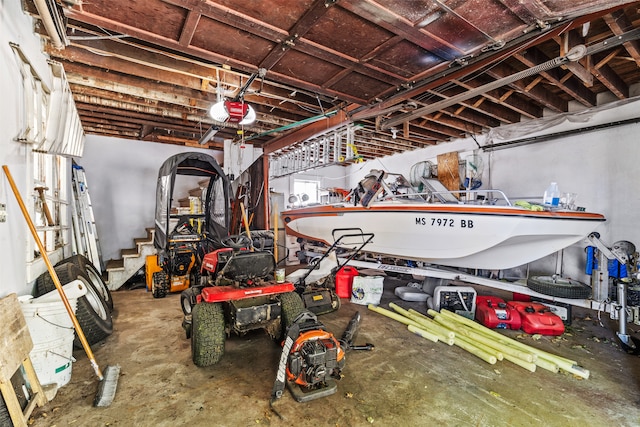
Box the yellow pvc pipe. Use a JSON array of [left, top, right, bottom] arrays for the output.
[[368, 304, 439, 343], [390, 303, 455, 341]]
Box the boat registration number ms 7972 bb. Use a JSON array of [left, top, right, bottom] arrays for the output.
[[415, 217, 475, 228]]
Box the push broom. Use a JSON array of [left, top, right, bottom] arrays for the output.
[[3, 165, 119, 407]]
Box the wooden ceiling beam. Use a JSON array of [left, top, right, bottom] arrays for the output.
[[164, 0, 405, 90], [557, 31, 594, 87], [65, 24, 338, 108], [426, 89, 521, 124], [592, 51, 629, 99], [514, 48, 597, 107], [65, 65, 303, 127], [65, 8, 366, 105], [604, 10, 640, 67], [484, 65, 567, 113], [76, 106, 204, 135], [451, 79, 541, 119]]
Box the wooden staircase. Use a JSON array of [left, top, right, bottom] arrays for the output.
[[104, 227, 156, 290]]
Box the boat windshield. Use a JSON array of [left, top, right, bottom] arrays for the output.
[[349, 170, 512, 207]]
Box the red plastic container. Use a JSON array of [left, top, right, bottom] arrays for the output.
[[475, 296, 521, 330], [335, 266, 359, 298], [508, 301, 565, 335]]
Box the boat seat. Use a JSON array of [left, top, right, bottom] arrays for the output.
[[421, 178, 459, 203]]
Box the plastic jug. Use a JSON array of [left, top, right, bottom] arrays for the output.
[[543, 182, 560, 207], [335, 266, 359, 298]]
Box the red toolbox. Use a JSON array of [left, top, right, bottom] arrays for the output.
[[508, 301, 565, 336], [475, 296, 522, 330]]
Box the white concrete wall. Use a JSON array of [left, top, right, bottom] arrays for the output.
[[79, 135, 222, 261], [0, 1, 59, 297]]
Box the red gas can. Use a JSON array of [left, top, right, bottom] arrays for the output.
[[335, 266, 359, 298], [508, 301, 565, 336], [475, 296, 522, 330]]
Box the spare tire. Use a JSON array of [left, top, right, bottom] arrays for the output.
[[35, 262, 113, 348], [56, 255, 113, 312], [527, 275, 591, 299]]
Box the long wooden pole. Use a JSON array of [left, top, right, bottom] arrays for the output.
[[239, 201, 253, 251], [273, 203, 279, 266], [3, 165, 104, 380]]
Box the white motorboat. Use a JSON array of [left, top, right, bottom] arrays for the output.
[[282, 174, 605, 270]]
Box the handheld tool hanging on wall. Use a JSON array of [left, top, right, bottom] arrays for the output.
[[271, 310, 373, 404]]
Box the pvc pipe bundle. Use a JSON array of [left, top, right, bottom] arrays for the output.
[[367, 304, 589, 379]]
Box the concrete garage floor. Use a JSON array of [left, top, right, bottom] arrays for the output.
[[30, 275, 640, 427]]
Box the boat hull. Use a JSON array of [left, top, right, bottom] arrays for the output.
[[282, 203, 605, 270]]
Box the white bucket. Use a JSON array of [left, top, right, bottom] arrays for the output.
[[19, 282, 84, 397]]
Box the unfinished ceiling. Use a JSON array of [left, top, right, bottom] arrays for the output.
[[24, 0, 640, 161]]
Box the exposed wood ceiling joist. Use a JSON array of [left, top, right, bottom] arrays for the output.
[[21, 0, 640, 161]]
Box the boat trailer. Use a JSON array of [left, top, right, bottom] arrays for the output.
[[320, 232, 639, 353]]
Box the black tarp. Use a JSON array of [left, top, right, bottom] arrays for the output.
[[154, 152, 230, 250]]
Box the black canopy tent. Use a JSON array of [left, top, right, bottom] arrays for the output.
[[154, 152, 230, 251]]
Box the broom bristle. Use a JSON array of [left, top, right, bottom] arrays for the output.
[[94, 365, 120, 407]]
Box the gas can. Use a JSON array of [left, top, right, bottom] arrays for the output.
[[335, 266, 359, 299], [475, 296, 521, 330], [508, 301, 565, 335]]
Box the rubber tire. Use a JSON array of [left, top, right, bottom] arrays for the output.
[[0, 393, 9, 427], [56, 254, 113, 312], [280, 292, 305, 337], [189, 268, 202, 288], [35, 262, 113, 348], [181, 287, 198, 316], [191, 303, 226, 367], [152, 271, 168, 298], [527, 275, 592, 299]]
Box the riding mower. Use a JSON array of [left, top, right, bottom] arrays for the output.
[[146, 152, 231, 298], [179, 233, 306, 367]]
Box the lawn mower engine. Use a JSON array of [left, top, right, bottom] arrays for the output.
[[272, 311, 367, 403]]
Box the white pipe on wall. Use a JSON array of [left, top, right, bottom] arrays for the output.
[[33, 0, 65, 49]]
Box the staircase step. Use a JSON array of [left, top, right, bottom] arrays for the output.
[[188, 187, 203, 197], [134, 236, 152, 245], [106, 259, 124, 271], [121, 248, 139, 257]]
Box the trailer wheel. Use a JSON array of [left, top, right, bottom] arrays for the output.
[[527, 275, 591, 299], [279, 292, 305, 338], [35, 262, 113, 348], [152, 271, 169, 298], [56, 255, 113, 312], [191, 302, 226, 367]]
